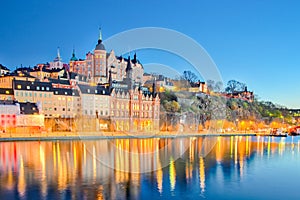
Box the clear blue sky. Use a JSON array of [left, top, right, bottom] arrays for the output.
[[1, 0, 300, 108]]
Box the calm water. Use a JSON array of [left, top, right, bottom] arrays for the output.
[[0, 136, 300, 200]]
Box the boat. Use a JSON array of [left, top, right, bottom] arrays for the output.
[[288, 126, 300, 136], [269, 128, 287, 137]]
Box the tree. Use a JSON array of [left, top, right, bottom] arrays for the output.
[[225, 80, 246, 93], [181, 70, 198, 85], [207, 80, 223, 92]]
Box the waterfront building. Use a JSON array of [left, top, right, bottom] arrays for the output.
[[110, 64, 160, 132], [77, 84, 110, 118], [0, 100, 19, 132], [12, 79, 80, 119], [77, 84, 110, 131], [51, 87, 80, 119], [0, 100, 44, 133]]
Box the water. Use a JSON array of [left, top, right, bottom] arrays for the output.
[[0, 136, 300, 200]]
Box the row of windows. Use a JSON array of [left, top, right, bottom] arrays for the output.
[[0, 114, 16, 118], [0, 120, 16, 125], [17, 84, 50, 91], [54, 91, 76, 96], [15, 92, 52, 98], [84, 110, 109, 116]]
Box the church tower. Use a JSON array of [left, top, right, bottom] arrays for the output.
[[93, 28, 107, 83]]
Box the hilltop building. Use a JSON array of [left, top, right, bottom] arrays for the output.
[[69, 29, 143, 84]]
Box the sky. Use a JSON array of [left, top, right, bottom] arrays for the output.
[[0, 0, 300, 108]]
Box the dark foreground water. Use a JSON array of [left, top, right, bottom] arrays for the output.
[[0, 136, 300, 200]]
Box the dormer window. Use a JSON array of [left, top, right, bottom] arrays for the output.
[[95, 90, 97, 93], [37, 86, 40, 90], [26, 86, 30, 90], [87, 89, 90, 93], [41, 87, 44, 90]]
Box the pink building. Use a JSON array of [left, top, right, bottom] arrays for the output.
[[69, 29, 143, 85]]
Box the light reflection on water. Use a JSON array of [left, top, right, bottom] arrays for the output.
[[0, 136, 300, 199]]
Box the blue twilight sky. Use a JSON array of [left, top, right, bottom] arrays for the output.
[[0, 0, 300, 108]]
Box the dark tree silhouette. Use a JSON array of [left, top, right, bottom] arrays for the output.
[[181, 70, 198, 85], [225, 80, 246, 93]]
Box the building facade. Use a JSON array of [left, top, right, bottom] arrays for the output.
[[69, 30, 143, 85]]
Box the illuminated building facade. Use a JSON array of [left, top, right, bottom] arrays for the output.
[[69, 29, 144, 85], [0, 64, 10, 75]]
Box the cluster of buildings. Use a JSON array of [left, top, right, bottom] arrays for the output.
[[223, 87, 254, 102], [0, 29, 256, 134], [0, 30, 159, 133]]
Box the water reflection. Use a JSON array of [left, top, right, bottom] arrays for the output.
[[0, 136, 300, 199]]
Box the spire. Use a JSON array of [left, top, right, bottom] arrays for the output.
[[152, 76, 157, 97], [133, 52, 137, 63], [95, 28, 106, 50], [126, 56, 132, 72], [70, 48, 78, 61], [54, 47, 62, 62], [57, 47, 61, 61], [108, 69, 112, 91], [98, 28, 102, 44]]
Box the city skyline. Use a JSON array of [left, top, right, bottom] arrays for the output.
[[1, 1, 300, 108]]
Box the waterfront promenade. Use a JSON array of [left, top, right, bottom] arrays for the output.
[[0, 131, 257, 142]]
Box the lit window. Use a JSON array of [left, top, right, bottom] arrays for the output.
[[5, 90, 9, 94], [46, 87, 49, 91], [41, 87, 44, 90], [27, 86, 30, 89], [37, 86, 40, 90], [17, 85, 21, 89]]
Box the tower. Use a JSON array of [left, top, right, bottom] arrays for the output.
[[94, 28, 107, 83]]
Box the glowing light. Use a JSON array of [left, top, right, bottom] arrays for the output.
[[199, 157, 206, 194], [169, 157, 176, 192], [18, 156, 26, 197]]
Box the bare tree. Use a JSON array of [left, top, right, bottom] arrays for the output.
[[225, 80, 246, 93], [181, 70, 198, 85], [207, 80, 223, 92]]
